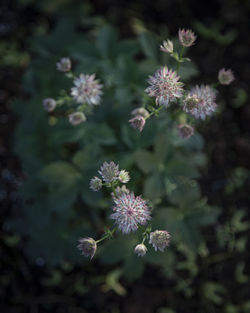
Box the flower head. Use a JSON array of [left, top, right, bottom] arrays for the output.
[[90, 176, 102, 191], [131, 107, 150, 119], [77, 237, 97, 259], [98, 161, 119, 183], [218, 68, 235, 85], [71, 74, 103, 105], [178, 29, 196, 47], [111, 185, 130, 199], [129, 115, 146, 132], [43, 98, 56, 112], [160, 40, 174, 53], [119, 170, 130, 183], [149, 230, 170, 252], [145, 67, 184, 107], [183, 85, 217, 120], [134, 243, 147, 257], [56, 57, 71, 72], [110, 193, 151, 234], [177, 124, 194, 139], [68, 112, 86, 125]]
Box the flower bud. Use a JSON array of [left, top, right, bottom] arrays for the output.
[[134, 243, 147, 257], [178, 29, 196, 47], [56, 57, 71, 72], [43, 98, 57, 112], [160, 40, 174, 53], [131, 107, 150, 119], [68, 112, 86, 125], [149, 230, 170, 252], [77, 237, 97, 259], [111, 185, 130, 199], [177, 124, 194, 139], [218, 68, 234, 85], [118, 170, 130, 183], [129, 115, 146, 132], [89, 176, 102, 191]]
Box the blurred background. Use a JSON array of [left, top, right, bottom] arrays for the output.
[[1, 0, 250, 312]]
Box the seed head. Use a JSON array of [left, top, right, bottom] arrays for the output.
[[90, 176, 102, 191], [218, 68, 235, 85], [43, 98, 57, 112], [98, 161, 119, 183], [131, 107, 150, 119], [160, 40, 174, 53], [129, 115, 146, 132], [134, 243, 147, 257], [71, 74, 103, 105], [56, 57, 71, 72], [119, 170, 130, 183], [110, 193, 151, 234], [149, 230, 170, 252], [68, 112, 86, 125], [145, 67, 184, 107], [77, 237, 97, 259], [178, 29, 196, 47], [178, 124, 194, 139]]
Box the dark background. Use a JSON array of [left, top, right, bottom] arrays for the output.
[[1, 0, 250, 312]]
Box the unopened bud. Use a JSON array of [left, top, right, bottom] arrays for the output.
[[89, 176, 102, 191], [56, 57, 71, 72], [131, 107, 150, 119], [178, 124, 194, 139], [43, 98, 57, 112], [178, 29, 196, 47], [134, 243, 147, 257], [68, 112, 86, 125], [119, 170, 130, 183], [218, 68, 234, 85], [160, 40, 174, 53], [77, 237, 97, 259], [129, 115, 146, 132]]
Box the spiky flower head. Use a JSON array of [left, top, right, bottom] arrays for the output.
[[68, 112, 86, 125], [77, 237, 97, 259], [119, 170, 130, 183], [134, 243, 147, 257], [43, 98, 56, 112], [98, 161, 119, 183], [71, 74, 103, 105], [178, 29, 196, 47], [160, 40, 174, 53], [110, 193, 151, 234], [218, 68, 235, 85], [149, 230, 170, 252], [178, 124, 194, 139], [183, 85, 217, 120], [111, 185, 130, 199], [145, 67, 184, 107], [90, 176, 102, 191], [131, 107, 150, 119], [56, 57, 71, 72], [129, 115, 146, 132]]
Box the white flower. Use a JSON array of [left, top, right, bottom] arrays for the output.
[[56, 57, 71, 72], [68, 112, 86, 125], [98, 161, 119, 183], [43, 98, 56, 112], [149, 230, 170, 252], [134, 244, 147, 257]]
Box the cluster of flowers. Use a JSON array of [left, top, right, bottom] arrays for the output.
[[78, 161, 170, 259]]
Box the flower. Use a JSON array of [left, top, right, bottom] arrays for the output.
[[177, 124, 194, 139], [71, 74, 103, 105], [134, 244, 147, 257], [178, 29, 196, 47], [90, 176, 102, 191], [98, 161, 119, 183], [149, 230, 170, 252], [110, 193, 151, 234], [131, 107, 150, 119], [77, 237, 97, 259], [218, 68, 235, 85], [56, 57, 71, 72], [119, 170, 130, 183], [111, 185, 130, 199], [129, 115, 146, 132], [183, 85, 217, 120], [42, 98, 56, 112], [145, 67, 184, 107], [160, 40, 174, 53], [68, 112, 86, 125]]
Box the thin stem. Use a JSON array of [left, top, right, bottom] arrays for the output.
[[96, 227, 117, 244], [176, 46, 184, 73]]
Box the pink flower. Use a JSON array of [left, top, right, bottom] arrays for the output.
[[178, 29, 196, 47], [129, 115, 146, 132]]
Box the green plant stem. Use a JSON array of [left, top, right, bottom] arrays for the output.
[[176, 46, 184, 73], [96, 228, 117, 244], [145, 104, 164, 120]]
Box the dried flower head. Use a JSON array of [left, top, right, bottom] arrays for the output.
[[43, 98, 57, 112], [178, 29, 196, 47], [131, 107, 150, 119], [129, 115, 146, 132], [218, 68, 235, 85], [178, 124, 194, 139], [145, 67, 184, 107], [183, 85, 217, 120], [77, 237, 97, 259], [71, 74, 103, 105], [68, 112, 86, 125], [90, 176, 102, 191], [111, 185, 130, 199], [98, 161, 119, 183], [56, 57, 71, 72], [110, 193, 151, 234], [149, 230, 170, 252], [160, 40, 174, 53], [119, 170, 130, 183], [134, 243, 147, 257]]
